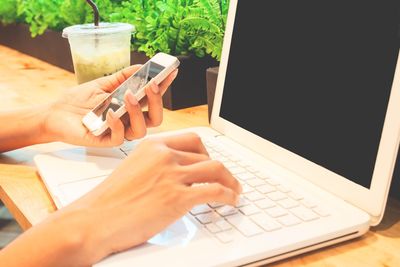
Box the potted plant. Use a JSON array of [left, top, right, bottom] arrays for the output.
[[0, 0, 229, 110]]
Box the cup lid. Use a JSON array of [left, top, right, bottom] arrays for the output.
[[62, 22, 134, 38]]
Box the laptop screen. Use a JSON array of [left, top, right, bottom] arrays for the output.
[[220, 0, 400, 189]]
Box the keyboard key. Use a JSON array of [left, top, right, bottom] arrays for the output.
[[246, 166, 259, 173], [223, 161, 237, 168], [313, 206, 330, 217], [255, 184, 276, 194], [238, 179, 247, 186], [208, 202, 225, 209], [246, 178, 266, 187], [239, 204, 261, 216], [267, 191, 287, 201], [237, 160, 251, 167], [205, 223, 222, 234], [215, 219, 233, 231], [288, 191, 304, 200], [228, 154, 241, 162], [227, 166, 247, 175], [216, 206, 238, 217], [254, 198, 276, 209], [242, 184, 255, 194], [277, 185, 291, 193], [214, 155, 229, 163], [213, 145, 224, 152], [265, 206, 288, 218], [226, 214, 263, 237], [290, 206, 319, 221], [265, 178, 280, 186], [235, 196, 251, 208], [300, 198, 318, 208], [190, 204, 212, 215], [255, 171, 270, 180], [250, 213, 281, 232], [244, 191, 265, 202], [215, 229, 235, 243], [277, 214, 302, 226], [204, 140, 217, 148], [195, 211, 221, 224], [277, 198, 299, 209], [236, 172, 255, 181], [220, 150, 231, 157]]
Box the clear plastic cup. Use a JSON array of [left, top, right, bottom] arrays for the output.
[[62, 22, 134, 84]]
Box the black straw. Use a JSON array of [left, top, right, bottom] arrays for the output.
[[86, 0, 100, 26]]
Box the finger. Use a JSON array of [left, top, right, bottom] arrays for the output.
[[159, 69, 179, 95], [103, 109, 125, 146], [124, 91, 147, 140], [97, 65, 142, 93], [186, 183, 239, 207], [152, 133, 209, 155], [181, 160, 242, 194], [171, 149, 210, 165], [144, 80, 163, 127]]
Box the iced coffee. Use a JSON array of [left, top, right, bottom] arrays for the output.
[[62, 23, 134, 84]]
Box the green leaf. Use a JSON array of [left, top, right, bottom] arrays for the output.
[[7, 0, 230, 60]]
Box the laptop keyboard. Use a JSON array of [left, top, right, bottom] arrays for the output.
[[119, 137, 331, 244], [189, 138, 331, 244]]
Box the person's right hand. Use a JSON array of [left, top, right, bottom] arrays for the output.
[[56, 132, 242, 265]]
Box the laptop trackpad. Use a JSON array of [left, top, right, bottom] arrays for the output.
[[148, 216, 199, 247]]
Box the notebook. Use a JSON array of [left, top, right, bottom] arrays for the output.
[[34, 0, 400, 266]]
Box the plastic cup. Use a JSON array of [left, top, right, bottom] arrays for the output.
[[62, 22, 134, 84]]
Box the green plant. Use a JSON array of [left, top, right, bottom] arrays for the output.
[[16, 0, 118, 37], [0, 0, 229, 61], [110, 0, 230, 60], [0, 0, 20, 24], [17, 0, 64, 37]]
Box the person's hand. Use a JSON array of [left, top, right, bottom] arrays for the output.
[[55, 133, 242, 265], [42, 65, 178, 147]]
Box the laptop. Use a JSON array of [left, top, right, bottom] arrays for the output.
[[34, 0, 400, 266]]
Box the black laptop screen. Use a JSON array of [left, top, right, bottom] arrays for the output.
[[220, 0, 400, 188]]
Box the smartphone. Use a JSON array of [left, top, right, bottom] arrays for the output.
[[82, 52, 180, 136]]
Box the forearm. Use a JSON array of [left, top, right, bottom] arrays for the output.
[[0, 105, 52, 152], [0, 207, 98, 267]]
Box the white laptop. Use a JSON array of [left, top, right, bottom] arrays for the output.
[[34, 0, 400, 266]]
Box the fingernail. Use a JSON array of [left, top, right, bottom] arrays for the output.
[[127, 91, 139, 105], [172, 69, 179, 79], [150, 80, 159, 94], [107, 109, 115, 119]]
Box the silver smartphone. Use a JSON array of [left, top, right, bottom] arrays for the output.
[[82, 53, 180, 136]]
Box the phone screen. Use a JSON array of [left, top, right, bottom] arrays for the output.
[[93, 61, 166, 120]]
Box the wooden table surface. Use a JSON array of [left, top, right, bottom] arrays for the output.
[[0, 45, 399, 267]]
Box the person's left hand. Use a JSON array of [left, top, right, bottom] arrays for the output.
[[42, 65, 178, 147]]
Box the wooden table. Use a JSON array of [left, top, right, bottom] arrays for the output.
[[0, 45, 399, 267]]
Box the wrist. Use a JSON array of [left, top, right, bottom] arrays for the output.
[[38, 102, 58, 143], [0, 104, 55, 152], [0, 206, 98, 267], [41, 206, 102, 267]]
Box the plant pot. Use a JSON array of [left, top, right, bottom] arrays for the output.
[[0, 23, 218, 110], [0, 23, 74, 72], [206, 66, 219, 122]]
